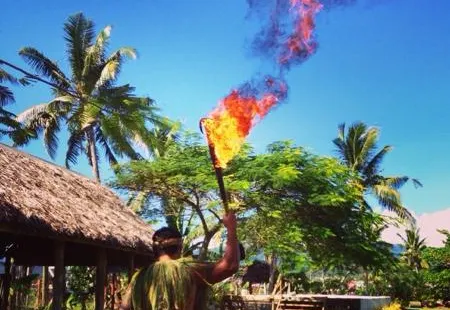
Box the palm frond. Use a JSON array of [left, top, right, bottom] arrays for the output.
[[0, 85, 15, 107], [99, 114, 142, 160], [94, 48, 137, 89], [43, 116, 60, 159], [127, 191, 149, 213], [65, 130, 86, 168], [95, 55, 121, 89], [0, 108, 17, 119], [83, 25, 111, 77], [333, 123, 348, 163], [147, 120, 181, 158], [373, 183, 413, 222], [95, 125, 118, 166], [347, 122, 368, 171], [48, 95, 74, 115], [362, 145, 392, 181], [358, 126, 378, 167], [15, 103, 49, 124], [19, 47, 71, 89], [382, 176, 410, 190], [67, 102, 100, 130], [0, 68, 19, 84], [0, 110, 21, 136], [412, 178, 423, 188], [64, 12, 95, 83]]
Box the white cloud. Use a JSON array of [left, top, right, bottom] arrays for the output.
[[381, 208, 450, 247]]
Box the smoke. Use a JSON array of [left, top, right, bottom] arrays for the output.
[[247, 0, 360, 74]]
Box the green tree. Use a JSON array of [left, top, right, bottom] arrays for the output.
[[397, 227, 428, 272], [238, 141, 394, 271], [114, 136, 394, 281], [11, 13, 163, 182], [333, 122, 421, 221], [114, 133, 234, 260], [421, 230, 450, 302]]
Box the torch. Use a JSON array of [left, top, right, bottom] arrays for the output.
[[200, 118, 229, 212], [200, 82, 284, 213]]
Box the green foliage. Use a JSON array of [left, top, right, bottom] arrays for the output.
[[10, 273, 39, 297], [421, 243, 450, 301], [67, 266, 95, 308], [377, 264, 424, 303], [114, 132, 245, 259], [237, 141, 393, 270], [397, 227, 428, 271], [0, 65, 34, 142], [333, 122, 421, 222]]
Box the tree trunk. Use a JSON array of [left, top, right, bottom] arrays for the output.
[[364, 269, 370, 295], [267, 252, 278, 294], [87, 128, 101, 183], [199, 233, 213, 261]]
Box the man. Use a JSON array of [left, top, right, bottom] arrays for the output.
[[121, 211, 239, 310]]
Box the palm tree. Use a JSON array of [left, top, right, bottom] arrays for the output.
[[333, 122, 421, 222], [13, 13, 163, 182], [397, 227, 428, 271]]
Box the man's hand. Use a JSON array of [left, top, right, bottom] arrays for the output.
[[222, 211, 237, 230]]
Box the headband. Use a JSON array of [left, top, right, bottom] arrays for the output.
[[153, 237, 182, 247]]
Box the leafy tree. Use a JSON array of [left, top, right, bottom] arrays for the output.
[[333, 122, 421, 222], [421, 230, 450, 302], [66, 266, 95, 310], [114, 136, 395, 286], [397, 227, 428, 272], [238, 141, 394, 269], [11, 13, 163, 182], [114, 132, 236, 260]]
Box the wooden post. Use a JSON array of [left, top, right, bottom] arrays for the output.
[[42, 266, 50, 306], [0, 256, 11, 310], [127, 254, 135, 284], [110, 274, 116, 310], [95, 248, 107, 310], [53, 241, 65, 310]]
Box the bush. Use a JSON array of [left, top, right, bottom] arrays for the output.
[[381, 302, 402, 310]]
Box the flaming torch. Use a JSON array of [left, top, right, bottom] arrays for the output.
[[200, 78, 287, 211], [200, 0, 323, 211]]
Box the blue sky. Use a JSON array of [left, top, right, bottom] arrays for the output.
[[2, 0, 450, 215]]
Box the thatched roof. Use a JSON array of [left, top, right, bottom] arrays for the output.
[[0, 143, 153, 254]]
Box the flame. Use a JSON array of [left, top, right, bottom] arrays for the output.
[[203, 90, 279, 168], [280, 0, 323, 64], [203, 0, 323, 169]]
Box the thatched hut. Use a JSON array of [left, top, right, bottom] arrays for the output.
[[0, 143, 154, 310]]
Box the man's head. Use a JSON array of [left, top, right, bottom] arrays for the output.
[[152, 227, 183, 259]]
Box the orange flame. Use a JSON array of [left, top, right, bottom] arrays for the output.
[[203, 90, 279, 168], [203, 0, 322, 169]]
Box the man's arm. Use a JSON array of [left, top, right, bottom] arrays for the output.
[[209, 211, 240, 284]]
